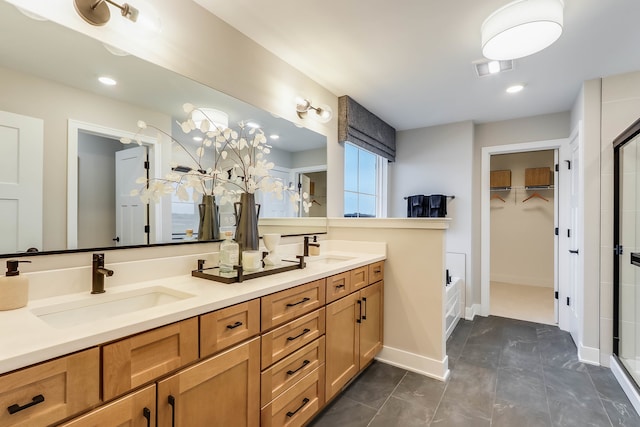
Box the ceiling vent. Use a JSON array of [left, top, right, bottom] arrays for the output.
[[473, 59, 513, 77]]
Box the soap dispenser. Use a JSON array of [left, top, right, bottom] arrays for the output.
[[0, 260, 31, 310]]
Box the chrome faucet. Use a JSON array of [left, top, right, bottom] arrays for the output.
[[92, 253, 113, 294]]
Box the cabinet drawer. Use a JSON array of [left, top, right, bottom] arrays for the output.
[[261, 336, 325, 406], [201, 298, 260, 357], [261, 280, 325, 331], [58, 384, 155, 427], [0, 348, 99, 427], [368, 261, 384, 284], [261, 308, 325, 369], [351, 266, 369, 291], [261, 365, 325, 427], [326, 272, 351, 303], [102, 317, 199, 401]]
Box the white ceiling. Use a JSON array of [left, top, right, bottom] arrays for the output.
[[194, 0, 640, 131]]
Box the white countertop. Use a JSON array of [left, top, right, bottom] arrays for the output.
[[0, 244, 385, 375]]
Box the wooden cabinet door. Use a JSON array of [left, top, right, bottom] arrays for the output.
[[324, 293, 359, 401], [58, 384, 155, 427], [350, 266, 369, 291], [326, 271, 351, 303], [102, 318, 199, 401], [359, 282, 384, 368], [0, 348, 99, 427], [200, 298, 260, 357], [368, 261, 384, 285], [157, 337, 260, 427]]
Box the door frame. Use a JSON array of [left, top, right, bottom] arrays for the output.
[[67, 120, 160, 249], [480, 136, 573, 327]]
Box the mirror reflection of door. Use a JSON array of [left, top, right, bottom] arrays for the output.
[[115, 145, 149, 246], [77, 132, 148, 248], [0, 110, 43, 253]]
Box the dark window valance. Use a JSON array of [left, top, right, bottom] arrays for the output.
[[338, 95, 396, 162]]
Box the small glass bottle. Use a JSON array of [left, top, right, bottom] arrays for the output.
[[219, 231, 239, 274]]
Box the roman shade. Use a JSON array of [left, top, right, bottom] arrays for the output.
[[338, 95, 396, 162]]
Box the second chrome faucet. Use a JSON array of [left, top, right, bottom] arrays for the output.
[[92, 253, 114, 294]]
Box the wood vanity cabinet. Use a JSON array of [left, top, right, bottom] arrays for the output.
[[325, 280, 384, 401], [0, 348, 99, 427], [102, 318, 199, 401], [157, 337, 261, 427], [200, 298, 261, 357], [57, 384, 156, 427]]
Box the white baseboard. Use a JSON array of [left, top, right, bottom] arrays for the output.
[[610, 356, 640, 416], [376, 345, 449, 381], [578, 343, 600, 365], [465, 304, 481, 320]]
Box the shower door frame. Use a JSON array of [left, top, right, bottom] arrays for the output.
[[612, 117, 640, 386]]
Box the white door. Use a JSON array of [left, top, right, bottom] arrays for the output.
[[566, 131, 581, 344], [115, 146, 148, 246], [0, 111, 43, 253], [300, 174, 311, 217]]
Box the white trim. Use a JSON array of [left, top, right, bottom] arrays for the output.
[[67, 120, 160, 249], [610, 355, 640, 416], [327, 217, 450, 230], [481, 138, 568, 318], [465, 303, 482, 320], [578, 343, 600, 365], [376, 345, 449, 381]]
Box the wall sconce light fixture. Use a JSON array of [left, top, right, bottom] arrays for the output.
[[74, 0, 139, 26], [295, 97, 333, 123]]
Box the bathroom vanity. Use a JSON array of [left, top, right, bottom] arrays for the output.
[[0, 244, 385, 426]]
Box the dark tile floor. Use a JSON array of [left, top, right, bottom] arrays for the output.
[[308, 316, 640, 427]]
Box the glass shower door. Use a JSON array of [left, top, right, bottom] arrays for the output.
[[616, 131, 640, 386]]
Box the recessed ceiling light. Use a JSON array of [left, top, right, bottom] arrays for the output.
[[246, 122, 260, 129], [506, 84, 525, 94], [487, 61, 501, 74], [270, 134, 280, 140], [98, 76, 117, 86]]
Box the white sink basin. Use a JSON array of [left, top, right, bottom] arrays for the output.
[[305, 255, 356, 265], [31, 286, 194, 329]]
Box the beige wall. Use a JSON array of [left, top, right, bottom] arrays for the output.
[[490, 151, 555, 287], [328, 219, 448, 378]]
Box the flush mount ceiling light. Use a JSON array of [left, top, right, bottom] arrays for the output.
[[295, 97, 333, 123], [74, 0, 139, 26], [481, 0, 564, 60], [191, 108, 229, 131]]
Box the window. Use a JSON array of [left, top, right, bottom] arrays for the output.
[[344, 142, 387, 217]]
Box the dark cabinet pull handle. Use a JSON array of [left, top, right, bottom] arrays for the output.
[[143, 407, 151, 427], [357, 300, 362, 323], [227, 321, 243, 329], [286, 297, 310, 307], [286, 397, 310, 417], [168, 395, 176, 427], [569, 249, 579, 254], [362, 297, 367, 320], [113, 237, 120, 242], [7, 394, 45, 415], [287, 359, 310, 375], [374, 268, 381, 274], [335, 284, 345, 289], [287, 328, 311, 341]]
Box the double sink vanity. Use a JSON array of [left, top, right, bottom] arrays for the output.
[[0, 240, 386, 426]]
